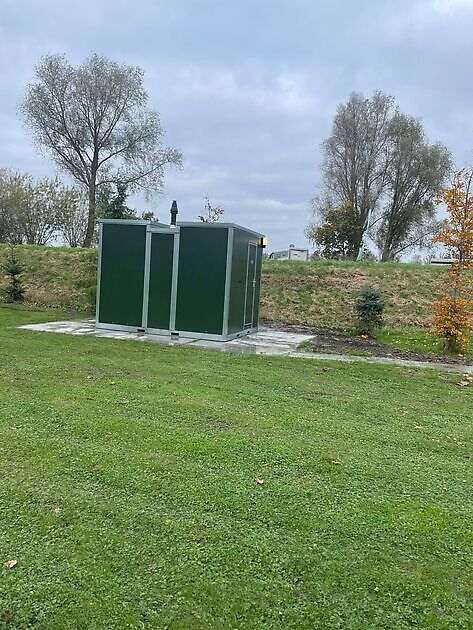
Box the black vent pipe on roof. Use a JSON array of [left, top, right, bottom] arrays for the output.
[[170, 200, 178, 226]]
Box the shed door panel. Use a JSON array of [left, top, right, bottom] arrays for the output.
[[175, 227, 227, 335], [98, 223, 146, 327], [147, 232, 174, 330], [227, 229, 249, 334], [252, 245, 263, 327], [244, 243, 257, 327]]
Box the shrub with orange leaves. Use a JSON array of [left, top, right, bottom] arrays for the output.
[[431, 170, 473, 354]]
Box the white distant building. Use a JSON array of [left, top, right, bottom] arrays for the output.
[[269, 247, 309, 261], [429, 258, 456, 265]]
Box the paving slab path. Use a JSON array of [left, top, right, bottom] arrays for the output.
[[19, 320, 473, 375]]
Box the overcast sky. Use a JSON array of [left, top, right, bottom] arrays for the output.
[[1, 0, 473, 251]]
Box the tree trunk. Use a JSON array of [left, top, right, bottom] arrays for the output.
[[381, 244, 393, 262], [83, 166, 97, 248], [380, 221, 396, 261], [444, 335, 457, 355], [351, 222, 365, 260]]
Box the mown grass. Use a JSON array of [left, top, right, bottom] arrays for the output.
[[299, 326, 473, 361], [375, 327, 473, 360], [0, 308, 472, 628]]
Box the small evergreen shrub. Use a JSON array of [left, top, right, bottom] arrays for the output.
[[354, 285, 385, 336], [1, 246, 25, 303]]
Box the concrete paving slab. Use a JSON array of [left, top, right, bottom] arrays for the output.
[[295, 350, 473, 373], [19, 320, 312, 354], [17, 319, 473, 373]]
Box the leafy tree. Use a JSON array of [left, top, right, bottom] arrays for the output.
[[305, 200, 359, 259], [1, 246, 25, 302], [56, 189, 89, 248], [20, 53, 182, 247], [0, 170, 28, 244], [354, 286, 385, 336], [96, 184, 136, 220], [431, 170, 473, 354], [322, 91, 395, 256], [377, 113, 451, 261], [314, 91, 451, 260], [19, 178, 69, 246], [0, 170, 74, 246], [197, 196, 224, 223]]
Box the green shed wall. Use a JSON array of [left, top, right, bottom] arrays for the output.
[[228, 229, 249, 334], [97, 221, 263, 338], [147, 232, 174, 330], [252, 245, 263, 327], [98, 223, 146, 327], [175, 226, 228, 335]]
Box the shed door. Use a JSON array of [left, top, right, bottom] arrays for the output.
[[244, 243, 257, 327], [146, 232, 175, 331], [98, 223, 146, 327]]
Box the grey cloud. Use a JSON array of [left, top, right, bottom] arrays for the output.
[[1, 0, 472, 250]]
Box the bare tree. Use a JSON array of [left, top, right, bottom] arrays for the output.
[[0, 170, 79, 246], [20, 53, 182, 247], [197, 196, 224, 222], [314, 91, 451, 261], [0, 170, 26, 244], [382, 216, 443, 261], [56, 188, 89, 247], [322, 91, 395, 255], [377, 114, 452, 261], [20, 177, 68, 245]]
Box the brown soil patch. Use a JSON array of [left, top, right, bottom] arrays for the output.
[[265, 322, 473, 366]]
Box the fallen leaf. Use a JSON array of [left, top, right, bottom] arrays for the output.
[[54, 506, 62, 514], [255, 478, 264, 485], [3, 560, 17, 569]]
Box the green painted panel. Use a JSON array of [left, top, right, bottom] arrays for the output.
[[252, 245, 263, 327], [228, 229, 249, 334], [147, 232, 174, 330], [175, 227, 228, 334], [244, 243, 257, 326], [98, 223, 146, 327], [229, 230, 264, 334]]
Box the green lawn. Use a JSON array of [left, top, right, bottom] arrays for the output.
[[375, 327, 473, 360], [0, 308, 472, 629]]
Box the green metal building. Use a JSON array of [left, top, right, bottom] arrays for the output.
[[96, 215, 265, 341]]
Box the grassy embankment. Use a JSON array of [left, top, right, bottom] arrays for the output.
[[2, 244, 468, 358], [0, 307, 472, 628], [0, 244, 97, 313], [0, 244, 444, 326], [261, 259, 444, 329]]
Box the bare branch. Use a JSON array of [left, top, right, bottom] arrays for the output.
[[20, 53, 182, 247]]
